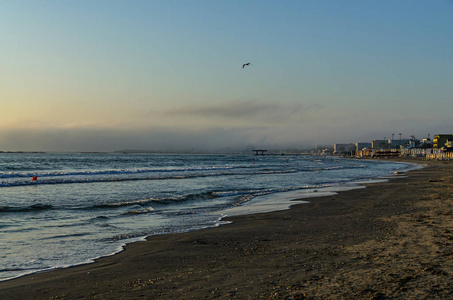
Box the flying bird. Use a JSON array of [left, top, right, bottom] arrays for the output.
[[242, 63, 251, 69]]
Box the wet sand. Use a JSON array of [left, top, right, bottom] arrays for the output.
[[1, 159, 453, 299]]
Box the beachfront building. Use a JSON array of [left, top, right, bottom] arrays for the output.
[[389, 139, 413, 148], [355, 142, 372, 152], [398, 137, 422, 149], [371, 138, 416, 150], [350, 143, 372, 158], [401, 147, 434, 157], [372, 140, 389, 149], [421, 137, 433, 148], [373, 149, 401, 158], [433, 134, 453, 149], [334, 143, 355, 154], [337, 135, 433, 158], [444, 139, 453, 151], [388, 139, 404, 147], [355, 147, 373, 158]]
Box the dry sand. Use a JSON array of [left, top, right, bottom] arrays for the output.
[[1, 159, 453, 299]]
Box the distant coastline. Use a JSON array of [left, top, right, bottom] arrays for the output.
[[0, 151, 46, 153]]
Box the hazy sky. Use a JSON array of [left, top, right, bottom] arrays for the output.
[[1, 1, 452, 152]]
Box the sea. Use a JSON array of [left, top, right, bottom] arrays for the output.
[[0, 152, 419, 281]]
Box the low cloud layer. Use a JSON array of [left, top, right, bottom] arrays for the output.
[[0, 100, 449, 152], [0, 126, 306, 152], [165, 101, 324, 125]]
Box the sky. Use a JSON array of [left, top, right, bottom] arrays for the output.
[[1, 0, 452, 152]]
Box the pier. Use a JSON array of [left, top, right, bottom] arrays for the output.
[[253, 150, 268, 155]]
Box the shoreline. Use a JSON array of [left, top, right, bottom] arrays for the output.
[[0, 157, 414, 283], [0, 159, 416, 283], [2, 159, 453, 298]]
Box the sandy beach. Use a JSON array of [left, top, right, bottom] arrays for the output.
[[1, 159, 453, 299]]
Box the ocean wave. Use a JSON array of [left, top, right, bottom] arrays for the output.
[[298, 164, 366, 172], [0, 204, 54, 213], [91, 192, 220, 212], [0, 165, 243, 179], [0, 166, 296, 188], [218, 184, 332, 206], [0, 174, 218, 187], [110, 232, 149, 242], [92, 198, 156, 209], [40, 232, 92, 240], [122, 207, 155, 215], [1, 226, 40, 234], [214, 185, 325, 198]]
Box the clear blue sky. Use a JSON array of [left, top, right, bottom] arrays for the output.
[[1, 0, 452, 151]]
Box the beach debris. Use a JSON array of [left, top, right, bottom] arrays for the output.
[[32, 176, 38, 181], [242, 62, 251, 68]]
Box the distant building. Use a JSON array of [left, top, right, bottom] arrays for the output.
[[372, 140, 389, 149], [388, 139, 411, 147], [422, 137, 432, 145], [445, 140, 453, 151], [334, 143, 355, 154], [414, 137, 432, 149], [433, 134, 453, 149], [355, 142, 372, 152], [404, 139, 421, 149]]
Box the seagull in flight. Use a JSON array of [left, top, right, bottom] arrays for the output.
[[242, 62, 252, 69]]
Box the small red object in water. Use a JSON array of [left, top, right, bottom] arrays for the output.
[[32, 176, 38, 181]]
